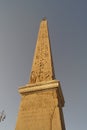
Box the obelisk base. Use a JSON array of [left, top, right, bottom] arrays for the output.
[[15, 80, 65, 130]]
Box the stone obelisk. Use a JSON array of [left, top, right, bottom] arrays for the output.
[[15, 18, 66, 130]]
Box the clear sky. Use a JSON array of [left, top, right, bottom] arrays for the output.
[[0, 0, 87, 130]]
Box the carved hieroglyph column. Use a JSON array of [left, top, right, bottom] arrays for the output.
[[15, 18, 66, 130]]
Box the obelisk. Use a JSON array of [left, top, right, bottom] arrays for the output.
[[15, 18, 66, 130]]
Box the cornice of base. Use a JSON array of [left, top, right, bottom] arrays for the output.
[[18, 80, 59, 94]]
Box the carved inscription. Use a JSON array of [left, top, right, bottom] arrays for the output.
[[29, 20, 55, 83]]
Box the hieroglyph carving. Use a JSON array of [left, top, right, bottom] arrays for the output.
[[30, 21, 54, 83]]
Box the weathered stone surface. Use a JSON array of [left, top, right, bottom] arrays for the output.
[[15, 81, 65, 130], [15, 19, 66, 130], [29, 19, 55, 83]]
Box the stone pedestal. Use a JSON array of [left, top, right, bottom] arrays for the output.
[[15, 80, 65, 130]]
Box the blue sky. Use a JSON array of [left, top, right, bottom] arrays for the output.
[[0, 0, 87, 130]]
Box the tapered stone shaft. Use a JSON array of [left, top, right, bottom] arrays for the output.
[[29, 19, 55, 84]]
